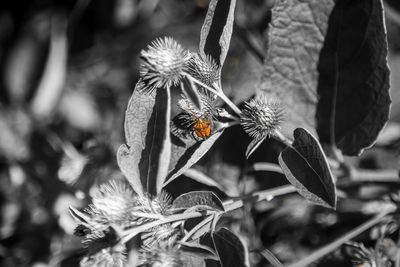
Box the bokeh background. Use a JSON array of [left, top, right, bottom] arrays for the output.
[[0, 0, 400, 266]]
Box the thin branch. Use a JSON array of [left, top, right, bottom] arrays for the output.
[[248, 162, 284, 175], [180, 215, 214, 243], [338, 169, 400, 186], [288, 207, 396, 267], [121, 211, 214, 243], [184, 73, 243, 117], [121, 185, 296, 244], [223, 185, 296, 212], [273, 129, 293, 148]]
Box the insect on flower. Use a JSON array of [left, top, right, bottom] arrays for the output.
[[171, 94, 217, 141], [193, 116, 212, 139]]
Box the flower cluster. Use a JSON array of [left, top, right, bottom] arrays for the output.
[[71, 181, 184, 266], [137, 36, 224, 142], [171, 53, 222, 140]]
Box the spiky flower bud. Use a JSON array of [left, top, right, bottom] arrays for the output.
[[151, 190, 173, 215], [142, 223, 182, 248], [140, 244, 183, 267], [344, 242, 389, 267], [81, 243, 126, 267], [240, 93, 284, 140], [140, 37, 190, 93], [90, 180, 141, 225], [188, 53, 220, 88]]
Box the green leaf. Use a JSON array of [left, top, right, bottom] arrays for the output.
[[278, 128, 336, 209], [259, 0, 335, 140], [180, 241, 219, 261], [199, 0, 237, 67], [316, 0, 391, 155], [202, 228, 250, 267], [172, 191, 224, 212], [117, 83, 171, 196], [164, 130, 223, 186]]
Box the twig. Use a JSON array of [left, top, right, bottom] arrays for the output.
[[180, 215, 214, 243], [223, 185, 296, 212], [338, 169, 400, 186], [248, 162, 284, 175], [184, 73, 243, 117], [288, 207, 396, 267], [122, 185, 296, 243]]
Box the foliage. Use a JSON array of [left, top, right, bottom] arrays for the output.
[[0, 0, 399, 266]]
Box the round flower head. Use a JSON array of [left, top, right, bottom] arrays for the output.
[[240, 93, 284, 140], [188, 53, 220, 87], [140, 37, 190, 94], [140, 244, 183, 267], [90, 180, 139, 224]]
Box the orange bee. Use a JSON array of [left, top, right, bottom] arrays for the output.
[[193, 117, 212, 139]]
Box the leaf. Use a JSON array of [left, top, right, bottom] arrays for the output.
[[199, 0, 237, 67], [172, 191, 224, 211], [375, 122, 400, 146], [260, 0, 390, 156], [278, 128, 336, 209], [117, 83, 171, 196], [245, 137, 264, 159], [316, 0, 391, 155], [259, 0, 335, 139], [259, 249, 284, 267], [183, 169, 225, 191], [202, 228, 250, 267], [164, 130, 223, 187], [180, 241, 219, 261], [117, 144, 144, 197], [31, 15, 68, 120]]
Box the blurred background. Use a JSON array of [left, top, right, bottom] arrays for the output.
[[0, 0, 400, 266]]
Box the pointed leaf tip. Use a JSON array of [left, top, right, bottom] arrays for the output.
[[245, 137, 264, 159], [278, 128, 336, 209]]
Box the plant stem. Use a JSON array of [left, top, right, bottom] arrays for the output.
[[121, 185, 296, 244], [121, 211, 215, 243], [337, 169, 400, 186], [287, 207, 396, 267], [351, 169, 400, 182], [248, 162, 284, 175], [273, 129, 293, 148], [184, 73, 243, 117], [180, 215, 214, 242], [223, 185, 297, 212]]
